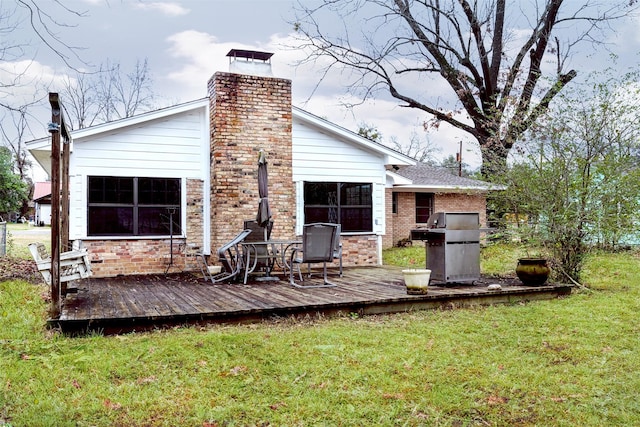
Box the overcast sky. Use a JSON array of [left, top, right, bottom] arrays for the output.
[[5, 0, 640, 174]]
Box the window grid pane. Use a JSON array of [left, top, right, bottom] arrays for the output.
[[88, 176, 181, 236], [304, 181, 372, 232]]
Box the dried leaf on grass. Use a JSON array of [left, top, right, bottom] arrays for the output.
[[103, 399, 122, 410], [487, 395, 509, 405], [220, 365, 248, 377], [0, 257, 41, 283]]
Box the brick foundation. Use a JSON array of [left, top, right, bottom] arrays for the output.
[[341, 235, 378, 266], [83, 239, 188, 277]]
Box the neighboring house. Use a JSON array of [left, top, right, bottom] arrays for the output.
[[386, 163, 503, 246], [27, 50, 497, 278], [32, 182, 52, 226]]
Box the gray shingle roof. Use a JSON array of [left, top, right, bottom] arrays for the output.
[[393, 162, 503, 191]]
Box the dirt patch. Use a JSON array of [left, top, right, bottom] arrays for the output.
[[0, 257, 42, 283]]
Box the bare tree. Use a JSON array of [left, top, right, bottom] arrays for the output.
[[293, 0, 637, 177], [0, 1, 85, 147], [1, 108, 33, 180], [60, 72, 99, 130], [0, 1, 87, 216], [1, 1, 85, 105], [358, 122, 439, 162], [62, 59, 157, 129], [389, 132, 439, 163], [101, 59, 156, 122]]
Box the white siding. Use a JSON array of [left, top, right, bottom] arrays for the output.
[[292, 119, 387, 235], [71, 110, 206, 178], [35, 203, 51, 226], [68, 107, 209, 240]]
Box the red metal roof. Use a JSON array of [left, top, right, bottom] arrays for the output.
[[33, 181, 51, 200]]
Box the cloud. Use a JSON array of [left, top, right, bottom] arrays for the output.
[[0, 60, 64, 104], [132, 2, 189, 16], [162, 29, 480, 165], [163, 30, 246, 98]]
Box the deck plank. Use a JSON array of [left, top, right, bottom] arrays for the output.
[[54, 267, 573, 334]]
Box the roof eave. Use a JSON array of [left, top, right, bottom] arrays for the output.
[[393, 184, 506, 193]]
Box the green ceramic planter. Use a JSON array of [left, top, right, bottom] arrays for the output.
[[516, 258, 550, 286]]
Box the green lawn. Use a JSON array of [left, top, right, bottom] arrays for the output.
[[1, 245, 639, 426], [1, 223, 51, 259]]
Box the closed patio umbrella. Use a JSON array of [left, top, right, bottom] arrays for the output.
[[256, 150, 271, 240]]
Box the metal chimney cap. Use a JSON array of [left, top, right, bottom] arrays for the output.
[[226, 49, 273, 62]]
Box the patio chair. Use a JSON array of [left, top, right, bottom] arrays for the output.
[[289, 223, 338, 288], [332, 223, 343, 277], [207, 229, 252, 283], [302, 222, 343, 278], [243, 220, 275, 276]]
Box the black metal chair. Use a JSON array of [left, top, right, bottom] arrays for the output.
[[289, 223, 338, 288], [206, 229, 252, 283]]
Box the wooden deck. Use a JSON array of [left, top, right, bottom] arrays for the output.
[[53, 266, 573, 334]]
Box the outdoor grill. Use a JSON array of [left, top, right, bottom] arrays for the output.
[[424, 212, 480, 284]]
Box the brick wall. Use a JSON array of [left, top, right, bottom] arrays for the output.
[[208, 72, 295, 251], [341, 235, 378, 266], [434, 193, 487, 227], [383, 188, 395, 249], [388, 191, 487, 247], [390, 192, 417, 247]]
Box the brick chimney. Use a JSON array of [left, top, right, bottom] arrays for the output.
[[208, 50, 294, 250]]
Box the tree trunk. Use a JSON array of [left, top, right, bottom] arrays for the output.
[[479, 137, 510, 179]]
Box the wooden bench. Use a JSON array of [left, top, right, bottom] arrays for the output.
[[28, 241, 92, 286]]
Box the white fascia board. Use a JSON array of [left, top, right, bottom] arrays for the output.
[[25, 135, 52, 151], [393, 184, 506, 193], [70, 98, 209, 140], [386, 170, 413, 185], [26, 136, 72, 177], [292, 106, 416, 167]]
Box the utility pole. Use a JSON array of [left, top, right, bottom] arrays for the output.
[[456, 140, 463, 177]]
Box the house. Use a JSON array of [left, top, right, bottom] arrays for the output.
[[27, 50, 497, 278], [32, 181, 52, 226], [386, 162, 502, 246]]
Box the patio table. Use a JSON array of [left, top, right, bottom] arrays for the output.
[[241, 239, 301, 283]]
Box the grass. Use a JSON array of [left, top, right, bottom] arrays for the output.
[[2, 223, 50, 259], [382, 241, 528, 276], [1, 243, 640, 425]]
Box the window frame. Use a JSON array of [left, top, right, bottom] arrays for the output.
[[87, 176, 182, 237], [303, 181, 373, 233], [415, 192, 434, 223]]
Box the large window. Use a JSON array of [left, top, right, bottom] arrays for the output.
[[88, 176, 181, 236], [415, 193, 434, 223], [304, 182, 372, 232]]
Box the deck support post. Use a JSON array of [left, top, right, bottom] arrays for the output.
[[49, 93, 71, 319]]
